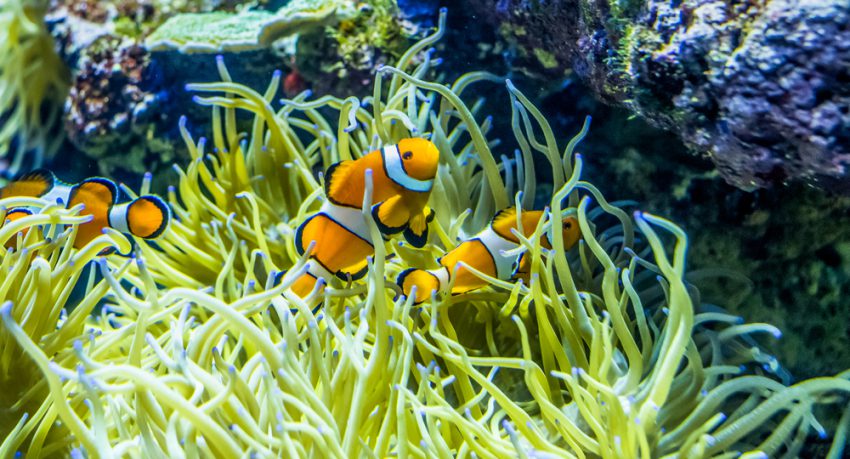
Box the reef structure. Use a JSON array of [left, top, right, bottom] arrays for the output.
[[463, 0, 850, 192], [40, 0, 435, 180], [1, 11, 849, 457]]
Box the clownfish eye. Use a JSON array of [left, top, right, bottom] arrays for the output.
[[565, 222, 572, 228], [402, 151, 413, 160]]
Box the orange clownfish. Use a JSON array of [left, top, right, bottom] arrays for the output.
[[291, 138, 440, 297], [0, 169, 170, 250], [397, 208, 581, 304]]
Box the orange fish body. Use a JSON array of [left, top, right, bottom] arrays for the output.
[[398, 208, 581, 304], [292, 138, 440, 298], [0, 169, 170, 251], [2, 208, 33, 249]]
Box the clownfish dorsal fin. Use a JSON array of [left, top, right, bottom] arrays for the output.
[[1, 168, 57, 199], [371, 195, 409, 235], [491, 207, 519, 239], [70, 178, 119, 208], [324, 160, 356, 204], [122, 195, 171, 239]]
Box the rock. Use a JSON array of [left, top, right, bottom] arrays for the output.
[[463, 0, 850, 192]]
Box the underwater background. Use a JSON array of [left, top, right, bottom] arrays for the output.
[[1, 0, 849, 457]]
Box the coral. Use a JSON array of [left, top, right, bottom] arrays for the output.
[[462, 0, 850, 192], [144, 0, 357, 52], [145, 10, 276, 52], [0, 0, 70, 175], [63, 37, 177, 177], [2, 9, 850, 458]]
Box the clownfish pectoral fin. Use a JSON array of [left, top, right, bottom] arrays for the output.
[[397, 268, 440, 304], [1, 169, 56, 199], [324, 160, 355, 204], [290, 272, 324, 300], [401, 207, 434, 248], [511, 251, 531, 282], [371, 195, 410, 235], [273, 271, 324, 312]]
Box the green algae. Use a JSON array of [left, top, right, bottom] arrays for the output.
[[145, 0, 356, 52], [145, 10, 275, 52]]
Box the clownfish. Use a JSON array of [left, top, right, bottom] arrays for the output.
[[0, 169, 170, 250], [397, 208, 581, 304], [291, 138, 440, 297]]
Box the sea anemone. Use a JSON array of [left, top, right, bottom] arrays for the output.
[[0, 0, 70, 175], [1, 8, 849, 458]]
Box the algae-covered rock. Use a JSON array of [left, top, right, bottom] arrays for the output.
[[47, 0, 433, 180], [464, 0, 850, 193], [145, 0, 356, 52], [145, 10, 275, 52]]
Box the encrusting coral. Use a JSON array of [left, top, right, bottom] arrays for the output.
[[0, 0, 71, 176], [2, 9, 850, 458]]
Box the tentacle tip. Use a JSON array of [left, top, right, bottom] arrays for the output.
[[0, 301, 12, 317]]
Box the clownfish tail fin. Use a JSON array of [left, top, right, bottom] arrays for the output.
[[324, 160, 354, 204], [402, 225, 429, 248], [1, 168, 58, 199], [397, 268, 440, 304], [402, 208, 434, 248], [123, 195, 171, 239]]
